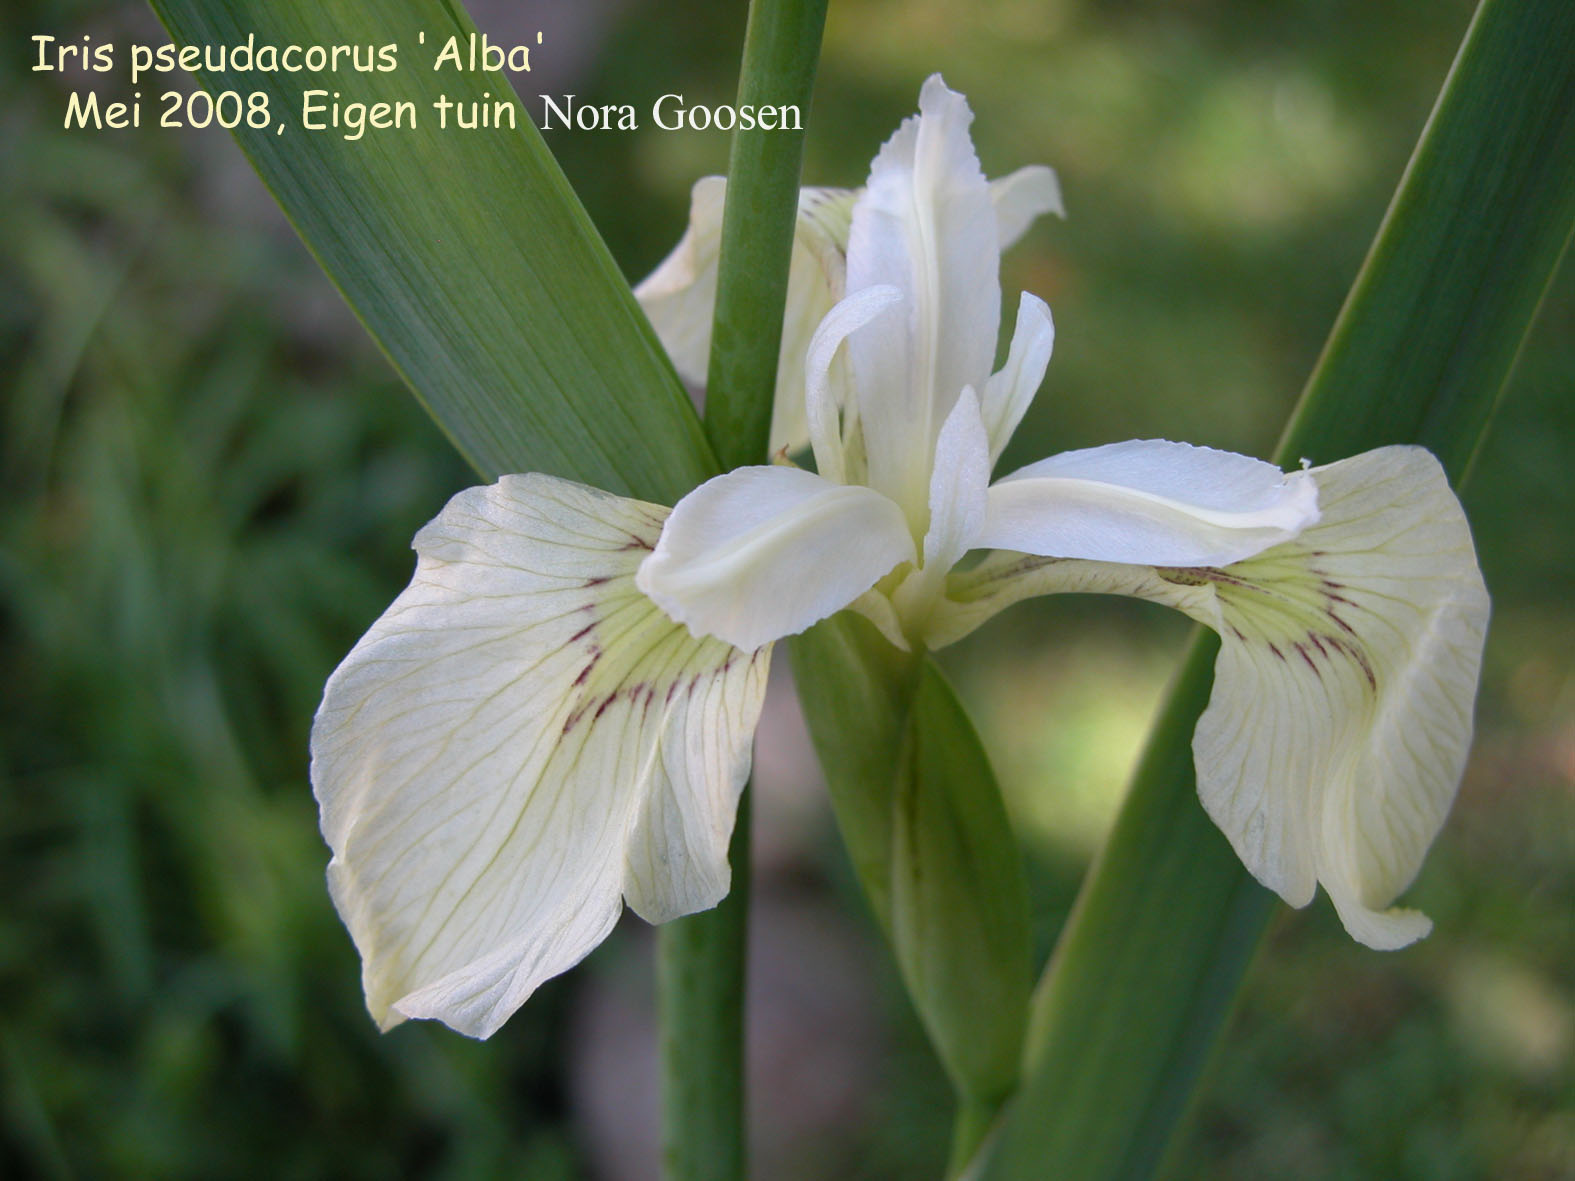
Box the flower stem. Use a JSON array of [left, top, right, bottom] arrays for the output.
[[658, 796, 752, 1181], [655, 0, 827, 1178], [701, 0, 829, 472]]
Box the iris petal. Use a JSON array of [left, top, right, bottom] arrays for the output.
[[637, 465, 916, 653], [634, 97, 1059, 463], [847, 75, 1002, 518], [979, 293, 1055, 464], [1193, 447, 1488, 947], [634, 180, 853, 456], [633, 176, 727, 389], [990, 164, 1065, 247], [804, 284, 903, 485], [982, 439, 1319, 566], [312, 475, 768, 1037], [932, 447, 1487, 948]]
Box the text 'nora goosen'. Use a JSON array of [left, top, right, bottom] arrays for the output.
[[538, 93, 802, 132]]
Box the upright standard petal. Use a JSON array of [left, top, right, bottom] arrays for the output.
[[312, 475, 769, 1038], [990, 164, 1066, 247], [933, 446, 1488, 948], [633, 176, 727, 388], [978, 293, 1055, 465], [636, 465, 916, 653], [634, 179, 854, 456], [917, 386, 992, 574], [773, 188, 859, 454], [635, 99, 1059, 464], [846, 75, 1002, 519], [892, 388, 992, 632], [981, 439, 1320, 567], [803, 284, 903, 485]]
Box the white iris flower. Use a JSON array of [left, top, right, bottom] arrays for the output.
[[312, 76, 1489, 1038], [634, 121, 1062, 459]]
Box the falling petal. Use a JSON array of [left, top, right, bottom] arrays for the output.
[[933, 447, 1487, 946], [312, 475, 768, 1038], [1189, 447, 1487, 946]]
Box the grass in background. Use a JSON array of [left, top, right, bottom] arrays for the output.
[[2, 0, 1569, 1175]]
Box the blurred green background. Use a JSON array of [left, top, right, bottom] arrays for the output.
[[2, 0, 1571, 1177]]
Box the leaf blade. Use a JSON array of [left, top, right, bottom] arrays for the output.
[[983, 1, 1575, 1177], [896, 660, 1032, 1110], [148, 0, 715, 500], [792, 616, 1031, 1143]]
